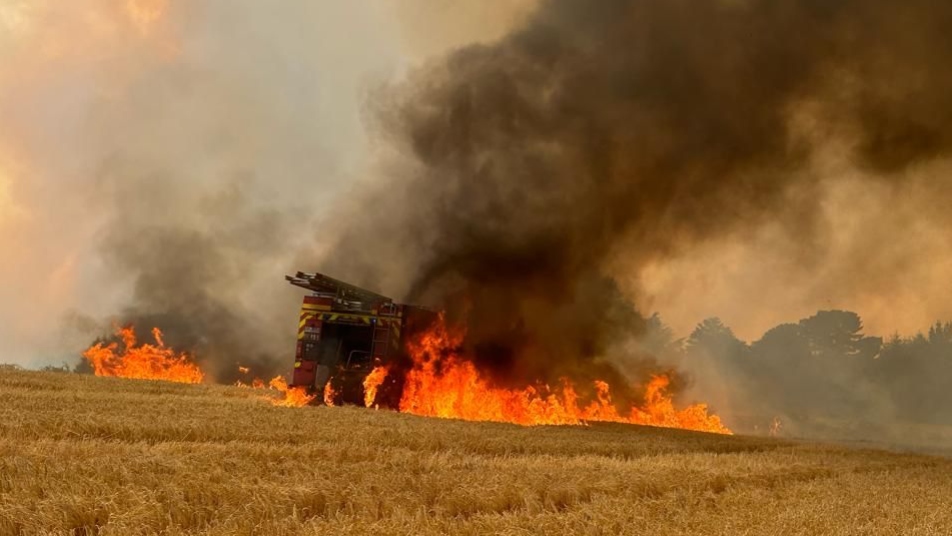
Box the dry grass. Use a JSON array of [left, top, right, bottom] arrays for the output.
[[1, 369, 950, 535]]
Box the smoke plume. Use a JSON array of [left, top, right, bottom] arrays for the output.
[[320, 0, 952, 398]]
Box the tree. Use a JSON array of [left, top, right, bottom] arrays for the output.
[[640, 313, 680, 359], [797, 310, 879, 360], [749, 311, 882, 419], [685, 317, 748, 365], [870, 322, 952, 424]]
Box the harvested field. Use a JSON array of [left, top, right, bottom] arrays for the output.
[[1, 368, 951, 535]]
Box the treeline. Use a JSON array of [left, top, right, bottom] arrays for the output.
[[639, 310, 952, 434]]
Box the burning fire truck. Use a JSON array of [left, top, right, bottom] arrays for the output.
[[286, 271, 434, 406]]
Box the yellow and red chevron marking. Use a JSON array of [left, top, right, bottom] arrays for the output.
[[298, 312, 323, 340]]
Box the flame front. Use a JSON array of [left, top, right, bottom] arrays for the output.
[[82, 326, 204, 384], [396, 316, 731, 434], [81, 320, 728, 434], [363, 366, 389, 408]]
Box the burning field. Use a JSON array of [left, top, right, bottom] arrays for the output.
[[395, 314, 728, 432], [80, 320, 729, 434], [3, 367, 952, 535]]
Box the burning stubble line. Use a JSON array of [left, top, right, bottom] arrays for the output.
[[396, 313, 729, 432]]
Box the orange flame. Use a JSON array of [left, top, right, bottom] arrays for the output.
[[397, 315, 731, 434], [82, 326, 204, 384], [323, 381, 337, 407], [268, 376, 315, 407], [363, 365, 390, 408], [236, 368, 313, 407]]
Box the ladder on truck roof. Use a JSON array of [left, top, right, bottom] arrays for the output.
[[286, 271, 392, 309]]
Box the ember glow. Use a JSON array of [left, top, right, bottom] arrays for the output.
[[363, 365, 389, 408], [396, 316, 731, 434], [82, 326, 204, 384]]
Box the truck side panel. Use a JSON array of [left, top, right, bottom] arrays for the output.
[[291, 295, 332, 389]]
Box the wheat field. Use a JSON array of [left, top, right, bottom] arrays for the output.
[[1, 368, 950, 535]]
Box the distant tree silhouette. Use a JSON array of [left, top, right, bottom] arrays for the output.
[[638, 313, 683, 363], [639, 310, 952, 436], [686, 318, 747, 363], [870, 321, 952, 424], [797, 310, 879, 360], [748, 323, 812, 413], [928, 321, 952, 346], [750, 311, 881, 417], [681, 318, 750, 413], [753, 323, 808, 362]]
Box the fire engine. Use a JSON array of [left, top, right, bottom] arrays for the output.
[[286, 271, 434, 406]]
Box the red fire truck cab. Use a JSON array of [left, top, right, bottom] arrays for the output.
[[286, 271, 433, 406]]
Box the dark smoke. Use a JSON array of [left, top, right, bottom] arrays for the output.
[[322, 0, 952, 397]]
